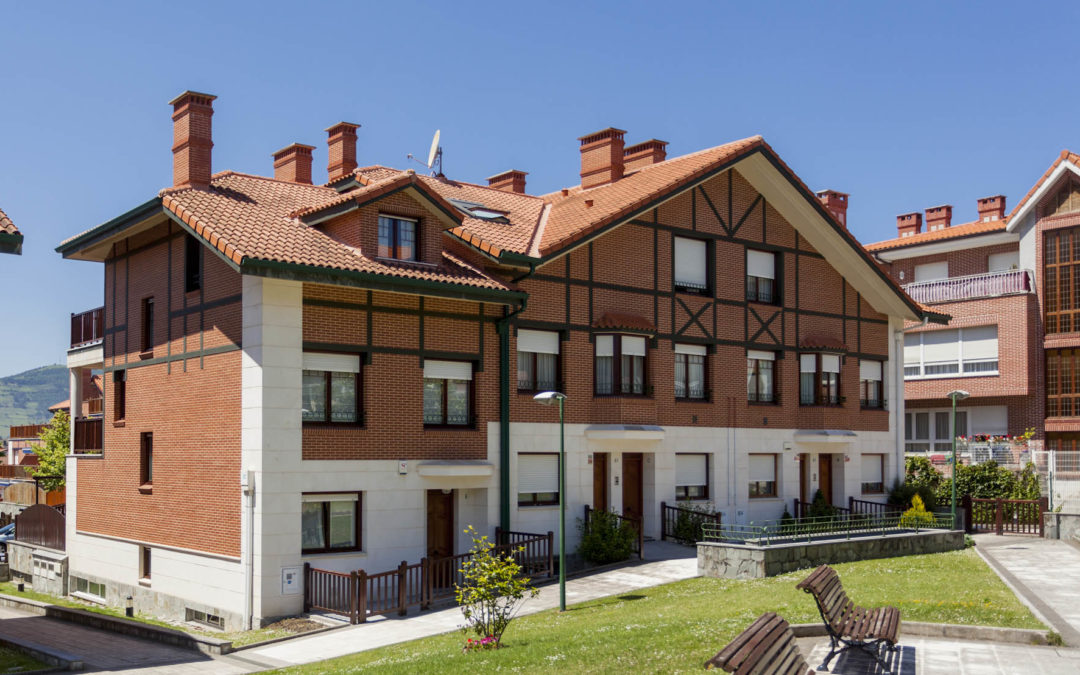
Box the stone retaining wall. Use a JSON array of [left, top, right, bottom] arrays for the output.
[[1044, 513, 1080, 543], [698, 530, 965, 579]]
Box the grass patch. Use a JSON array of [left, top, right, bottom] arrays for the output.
[[271, 549, 1044, 674], [0, 645, 48, 673]]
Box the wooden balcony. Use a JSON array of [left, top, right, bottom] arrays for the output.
[[903, 269, 1032, 305], [8, 424, 47, 440], [70, 306, 105, 349], [73, 417, 103, 454]]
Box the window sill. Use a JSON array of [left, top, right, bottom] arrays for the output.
[[674, 287, 711, 297], [138, 578, 152, 588], [374, 256, 437, 268], [747, 399, 778, 406], [746, 298, 780, 307], [799, 404, 844, 408], [593, 393, 651, 399], [114, 420, 126, 428], [302, 422, 365, 429], [302, 549, 365, 558], [71, 591, 106, 605], [675, 397, 711, 404], [904, 372, 999, 381], [423, 424, 477, 431], [748, 495, 781, 501], [517, 504, 559, 510], [139, 350, 154, 360], [138, 483, 153, 495]]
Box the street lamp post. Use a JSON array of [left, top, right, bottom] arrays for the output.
[[947, 390, 970, 527], [534, 390, 567, 612]]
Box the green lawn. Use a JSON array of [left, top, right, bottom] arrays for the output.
[[0, 646, 48, 673], [272, 549, 1044, 674]]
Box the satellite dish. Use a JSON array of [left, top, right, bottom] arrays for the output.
[[426, 130, 441, 168]]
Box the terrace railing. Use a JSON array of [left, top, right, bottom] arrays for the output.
[[848, 497, 904, 517], [701, 512, 955, 547], [903, 269, 1032, 305], [792, 499, 852, 519], [70, 307, 105, 349], [964, 496, 1045, 536], [660, 501, 721, 545], [584, 504, 643, 559], [73, 418, 103, 453]]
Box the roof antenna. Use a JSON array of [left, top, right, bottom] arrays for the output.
[[407, 130, 443, 177]]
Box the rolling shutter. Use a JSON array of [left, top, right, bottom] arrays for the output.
[[675, 344, 708, 356], [861, 456, 883, 483], [518, 454, 558, 493], [675, 454, 707, 487], [622, 336, 647, 357], [747, 250, 776, 279], [595, 335, 614, 357], [518, 329, 560, 355], [922, 330, 959, 364], [860, 360, 882, 381], [424, 360, 473, 381], [821, 354, 841, 373], [962, 326, 998, 361], [800, 354, 817, 373], [749, 454, 775, 482], [748, 350, 776, 361], [303, 352, 360, 373], [674, 237, 708, 288], [903, 334, 921, 366]]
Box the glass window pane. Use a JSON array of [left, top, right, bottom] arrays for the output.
[[446, 379, 470, 425], [632, 355, 644, 394], [934, 412, 951, 440], [301, 502, 325, 550], [688, 354, 705, 398], [758, 277, 773, 303], [423, 378, 444, 424], [517, 352, 534, 390], [676, 354, 687, 398], [536, 353, 557, 391], [327, 500, 356, 549], [378, 217, 393, 258], [955, 411, 968, 437], [800, 372, 815, 404], [915, 413, 929, 439], [302, 370, 327, 422], [330, 372, 357, 423], [397, 220, 416, 261], [758, 359, 773, 402], [596, 355, 613, 394]]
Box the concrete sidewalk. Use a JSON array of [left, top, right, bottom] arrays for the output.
[[974, 534, 1080, 647], [244, 540, 698, 668]]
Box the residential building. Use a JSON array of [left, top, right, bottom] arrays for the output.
[[55, 91, 940, 630], [0, 206, 21, 255]]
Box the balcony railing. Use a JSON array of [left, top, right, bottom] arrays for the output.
[[73, 417, 103, 453], [903, 269, 1032, 305], [8, 424, 47, 440], [70, 307, 105, 349]]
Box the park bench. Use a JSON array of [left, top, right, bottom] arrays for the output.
[[796, 564, 900, 673], [704, 611, 815, 674]]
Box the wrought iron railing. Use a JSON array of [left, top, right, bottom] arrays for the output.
[[701, 512, 954, 547], [903, 269, 1032, 304]]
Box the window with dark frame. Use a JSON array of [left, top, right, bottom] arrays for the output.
[[517, 453, 560, 506], [301, 353, 361, 425], [748, 453, 778, 498], [377, 215, 418, 261], [139, 432, 153, 486], [675, 453, 709, 500], [674, 344, 707, 400], [861, 454, 885, 494], [423, 360, 473, 426], [516, 329, 560, 392], [799, 353, 841, 406], [747, 350, 775, 403], [673, 236, 709, 294], [184, 234, 202, 293], [301, 493, 361, 554], [141, 297, 154, 353], [113, 370, 126, 421], [595, 334, 647, 396], [746, 250, 777, 303], [859, 360, 884, 409], [140, 546, 151, 580]]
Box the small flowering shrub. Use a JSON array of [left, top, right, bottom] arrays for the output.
[[462, 635, 498, 652], [455, 526, 539, 649], [900, 494, 934, 529]]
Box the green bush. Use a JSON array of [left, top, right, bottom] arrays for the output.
[[671, 504, 714, 545], [899, 494, 934, 529], [806, 489, 837, 519], [577, 509, 636, 564], [455, 526, 539, 648]]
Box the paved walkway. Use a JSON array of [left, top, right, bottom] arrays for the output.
[[974, 534, 1080, 647]]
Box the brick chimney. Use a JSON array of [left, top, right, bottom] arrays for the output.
[[326, 122, 360, 182], [170, 91, 217, 189], [487, 170, 527, 194], [925, 205, 953, 231], [977, 195, 1006, 222], [579, 127, 627, 189], [897, 212, 922, 238], [816, 190, 849, 228], [623, 139, 668, 171], [273, 144, 315, 184]]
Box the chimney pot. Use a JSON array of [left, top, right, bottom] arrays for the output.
[[273, 143, 316, 184], [924, 205, 953, 231], [816, 189, 849, 229], [170, 90, 217, 189], [325, 122, 360, 182], [976, 194, 1006, 222], [487, 169, 528, 194], [896, 212, 923, 238], [623, 139, 668, 171], [578, 127, 627, 189], [561, 188, 569, 197]]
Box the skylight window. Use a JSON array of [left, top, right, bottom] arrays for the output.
[[448, 199, 510, 223]]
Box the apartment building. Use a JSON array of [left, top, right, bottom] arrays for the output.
[[0, 206, 21, 255], [55, 91, 941, 630]]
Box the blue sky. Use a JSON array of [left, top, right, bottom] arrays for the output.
[[1, 1, 1077, 377]]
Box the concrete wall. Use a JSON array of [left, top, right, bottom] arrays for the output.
[[1044, 512, 1080, 544]]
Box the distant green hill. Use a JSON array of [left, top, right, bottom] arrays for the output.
[[0, 364, 68, 438]]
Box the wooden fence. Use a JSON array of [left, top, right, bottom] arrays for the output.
[[963, 496, 1046, 536], [660, 501, 721, 544], [584, 505, 643, 559], [0, 466, 32, 479], [304, 529, 553, 624], [14, 503, 66, 550]]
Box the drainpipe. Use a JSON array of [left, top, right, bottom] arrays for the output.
[[496, 284, 530, 533]]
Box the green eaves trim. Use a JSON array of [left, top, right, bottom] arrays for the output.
[[0, 231, 22, 255], [241, 257, 527, 305], [55, 197, 163, 255]]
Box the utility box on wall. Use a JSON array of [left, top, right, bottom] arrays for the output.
[[281, 566, 302, 595]]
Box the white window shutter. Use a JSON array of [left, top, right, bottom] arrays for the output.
[[747, 250, 776, 279], [518, 454, 559, 493], [675, 344, 708, 356], [821, 354, 841, 373], [303, 352, 360, 373], [921, 329, 960, 363], [859, 360, 882, 381], [962, 326, 998, 361], [674, 237, 708, 288], [748, 350, 776, 361], [518, 329, 560, 355], [424, 360, 473, 381], [675, 454, 708, 487], [903, 334, 921, 366], [987, 252, 1019, 272], [861, 456, 883, 483], [800, 354, 817, 373], [914, 261, 948, 281], [622, 335, 647, 357], [749, 454, 775, 482]]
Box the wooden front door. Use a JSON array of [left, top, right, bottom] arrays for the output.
[[622, 453, 644, 522], [818, 455, 833, 506], [426, 489, 454, 559], [593, 453, 609, 511]]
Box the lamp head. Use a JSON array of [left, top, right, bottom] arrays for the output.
[[533, 391, 567, 406], [947, 390, 970, 402]]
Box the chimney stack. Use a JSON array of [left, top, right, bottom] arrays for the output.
[[816, 189, 849, 228], [623, 139, 668, 171], [897, 212, 923, 238], [326, 122, 360, 182], [578, 127, 627, 189], [273, 143, 315, 184], [487, 170, 527, 194], [977, 195, 1006, 222], [170, 91, 217, 189], [925, 205, 953, 231]]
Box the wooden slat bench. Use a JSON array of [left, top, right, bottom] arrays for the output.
[[704, 612, 815, 674], [796, 565, 900, 673]]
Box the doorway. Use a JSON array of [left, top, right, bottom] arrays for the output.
[[818, 455, 833, 506], [622, 453, 644, 522], [799, 453, 809, 504], [426, 489, 454, 559], [593, 452, 609, 511]]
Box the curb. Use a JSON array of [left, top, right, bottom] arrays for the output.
[[789, 621, 1052, 646], [0, 633, 83, 671]]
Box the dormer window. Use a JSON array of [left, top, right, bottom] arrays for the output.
[[378, 215, 417, 261]]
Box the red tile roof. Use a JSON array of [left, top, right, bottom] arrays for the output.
[[0, 206, 17, 235], [799, 335, 848, 351], [1008, 149, 1080, 221], [864, 218, 1009, 252], [592, 311, 657, 333]]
